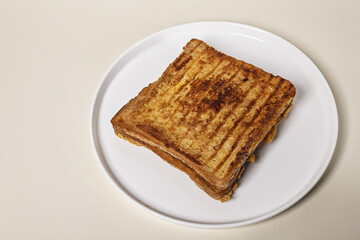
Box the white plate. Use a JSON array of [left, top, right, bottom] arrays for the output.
[[90, 21, 338, 228]]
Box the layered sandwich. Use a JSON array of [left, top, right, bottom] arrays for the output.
[[111, 39, 296, 202]]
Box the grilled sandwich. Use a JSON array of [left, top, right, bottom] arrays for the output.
[[111, 39, 296, 202]]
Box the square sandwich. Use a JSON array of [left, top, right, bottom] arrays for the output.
[[111, 39, 296, 202]]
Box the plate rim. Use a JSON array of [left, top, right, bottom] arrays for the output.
[[89, 21, 339, 229]]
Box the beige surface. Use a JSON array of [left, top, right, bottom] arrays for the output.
[[1, 0, 359, 239]]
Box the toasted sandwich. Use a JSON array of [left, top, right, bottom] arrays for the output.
[[111, 39, 296, 202]]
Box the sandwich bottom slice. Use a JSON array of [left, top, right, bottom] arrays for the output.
[[111, 38, 296, 202], [113, 102, 293, 202]]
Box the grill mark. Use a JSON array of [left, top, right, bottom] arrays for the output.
[[187, 62, 238, 127], [206, 75, 262, 164], [208, 81, 233, 112], [204, 71, 266, 149], [175, 71, 201, 95], [140, 43, 203, 109], [169, 46, 205, 96], [173, 54, 192, 71], [183, 59, 227, 100], [165, 48, 221, 120], [163, 59, 228, 166], [165, 63, 203, 107], [182, 64, 244, 160], [168, 56, 225, 121], [214, 77, 285, 172], [157, 41, 203, 99], [178, 60, 230, 125], [200, 64, 245, 135], [209, 98, 257, 168]]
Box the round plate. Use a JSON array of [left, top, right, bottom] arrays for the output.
[[90, 21, 338, 228]]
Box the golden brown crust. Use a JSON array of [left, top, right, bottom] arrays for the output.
[[111, 39, 296, 201]]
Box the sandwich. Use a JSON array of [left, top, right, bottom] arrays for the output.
[[111, 38, 296, 202]]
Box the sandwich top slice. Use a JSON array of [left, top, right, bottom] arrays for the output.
[[111, 38, 296, 201]]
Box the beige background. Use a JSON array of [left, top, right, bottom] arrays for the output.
[[1, 0, 359, 239]]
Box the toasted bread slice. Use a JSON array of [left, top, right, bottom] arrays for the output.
[[111, 39, 296, 201]]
